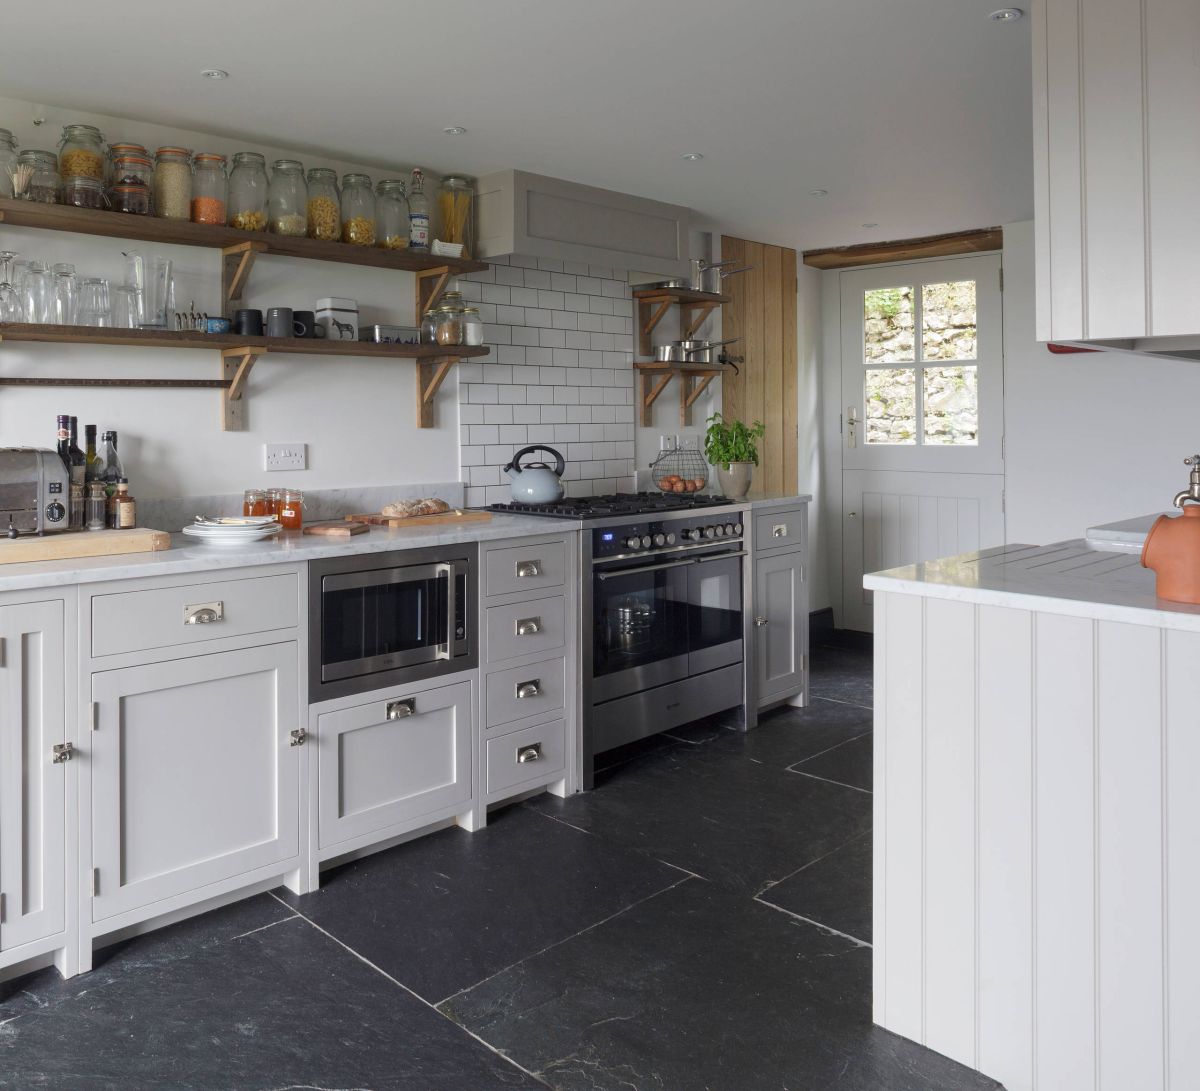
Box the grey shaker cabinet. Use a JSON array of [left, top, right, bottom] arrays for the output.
[[751, 504, 809, 708]]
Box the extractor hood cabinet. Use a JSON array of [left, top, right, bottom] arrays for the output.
[[1033, 0, 1200, 357], [475, 170, 691, 276]]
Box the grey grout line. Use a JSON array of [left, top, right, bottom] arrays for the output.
[[756, 829, 873, 897], [268, 892, 551, 1089], [787, 729, 873, 767], [786, 768, 872, 795], [807, 693, 874, 712], [229, 914, 301, 941], [522, 805, 595, 837], [753, 895, 872, 949]]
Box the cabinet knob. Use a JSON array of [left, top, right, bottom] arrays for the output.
[[515, 617, 541, 637], [754, 616, 769, 627], [515, 680, 541, 700], [184, 601, 224, 625], [387, 698, 416, 720], [517, 743, 543, 764], [52, 741, 74, 763], [516, 560, 541, 578], [289, 728, 307, 747]]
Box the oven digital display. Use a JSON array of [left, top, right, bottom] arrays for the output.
[[601, 532, 614, 542]]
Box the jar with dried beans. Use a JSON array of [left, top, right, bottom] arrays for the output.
[[153, 147, 192, 220], [268, 159, 307, 236]]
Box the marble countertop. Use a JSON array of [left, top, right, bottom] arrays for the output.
[[863, 539, 1200, 632], [743, 493, 812, 509], [1085, 512, 1167, 553], [0, 514, 580, 594]]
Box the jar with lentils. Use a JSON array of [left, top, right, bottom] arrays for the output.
[[340, 173, 376, 246], [375, 179, 409, 250], [227, 151, 268, 231], [153, 147, 192, 220], [191, 153, 227, 224], [305, 168, 339, 241], [268, 159, 307, 236], [58, 124, 105, 182], [16, 150, 60, 203]]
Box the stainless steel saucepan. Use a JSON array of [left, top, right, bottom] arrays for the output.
[[653, 337, 741, 364], [689, 259, 756, 294]]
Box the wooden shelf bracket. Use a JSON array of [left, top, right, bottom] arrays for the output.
[[417, 356, 458, 428], [221, 241, 268, 317], [221, 345, 265, 431], [680, 301, 719, 340], [639, 371, 673, 427], [680, 372, 715, 427], [415, 266, 453, 318]]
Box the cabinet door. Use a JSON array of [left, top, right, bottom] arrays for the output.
[[0, 601, 66, 951], [91, 642, 299, 922], [317, 680, 472, 849], [754, 552, 806, 705]]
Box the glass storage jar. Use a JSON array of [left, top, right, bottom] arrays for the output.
[[105, 142, 147, 186], [268, 159, 307, 236], [228, 151, 268, 231], [375, 178, 409, 250], [0, 128, 17, 199], [111, 154, 153, 188], [420, 309, 439, 344], [434, 303, 464, 347], [437, 175, 475, 257], [191, 153, 227, 224], [153, 147, 192, 220], [340, 173, 376, 246], [305, 167, 339, 241], [111, 183, 151, 215], [58, 124, 105, 182], [63, 176, 106, 209], [16, 150, 60, 202], [279, 489, 304, 530], [462, 306, 483, 346]]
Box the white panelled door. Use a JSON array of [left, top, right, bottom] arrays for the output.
[[840, 254, 1005, 631]]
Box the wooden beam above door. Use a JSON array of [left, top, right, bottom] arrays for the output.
[[802, 227, 1002, 270]]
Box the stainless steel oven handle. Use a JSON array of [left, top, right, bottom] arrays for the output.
[[596, 557, 697, 581], [436, 562, 454, 660], [693, 550, 748, 562]]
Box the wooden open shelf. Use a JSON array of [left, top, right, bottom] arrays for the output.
[[0, 324, 488, 430], [633, 361, 725, 428], [632, 286, 729, 358]]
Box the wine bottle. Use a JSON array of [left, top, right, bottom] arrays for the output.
[[84, 423, 101, 483], [67, 417, 87, 529], [55, 414, 71, 474], [100, 430, 125, 498]]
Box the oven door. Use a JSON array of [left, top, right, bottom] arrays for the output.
[[687, 551, 744, 675], [320, 562, 456, 683]]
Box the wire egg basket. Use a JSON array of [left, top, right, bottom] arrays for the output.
[[649, 444, 710, 494]]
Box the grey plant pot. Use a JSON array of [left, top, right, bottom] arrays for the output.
[[716, 462, 753, 498]]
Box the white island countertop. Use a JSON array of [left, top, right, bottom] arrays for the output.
[[864, 539, 1200, 632], [0, 513, 580, 594]]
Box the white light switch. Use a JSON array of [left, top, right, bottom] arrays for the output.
[[264, 443, 307, 471]]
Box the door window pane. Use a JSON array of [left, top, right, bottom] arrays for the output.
[[922, 366, 978, 445], [865, 368, 916, 445], [864, 286, 915, 363], [921, 280, 977, 361]]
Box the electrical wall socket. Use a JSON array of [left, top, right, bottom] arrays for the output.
[[264, 443, 307, 471]]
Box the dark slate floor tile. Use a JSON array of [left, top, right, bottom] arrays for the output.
[[0, 915, 543, 1091], [442, 878, 1001, 1091], [280, 804, 680, 1004], [760, 831, 874, 943], [791, 731, 874, 792], [809, 644, 875, 708], [529, 741, 872, 894], [708, 696, 873, 768], [594, 731, 684, 774]]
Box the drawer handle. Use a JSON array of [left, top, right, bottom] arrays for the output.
[[516, 560, 541, 578], [387, 698, 416, 720], [515, 679, 541, 700], [184, 601, 224, 625], [289, 728, 307, 747], [772, 524, 788, 538], [517, 743, 543, 764], [754, 616, 769, 627], [515, 617, 541, 637]]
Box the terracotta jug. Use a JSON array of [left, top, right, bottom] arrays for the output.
[[1141, 455, 1200, 604]]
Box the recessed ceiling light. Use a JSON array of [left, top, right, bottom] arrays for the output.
[[681, 152, 704, 161], [201, 68, 229, 80], [989, 7, 1023, 21], [443, 126, 467, 135], [809, 189, 829, 198], [862, 222, 879, 228]]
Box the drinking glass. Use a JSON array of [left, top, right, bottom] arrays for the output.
[[111, 285, 141, 328], [123, 252, 172, 328], [0, 251, 23, 322], [78, 277, 112, 327], [53, 262, 77, 326], [20, 262, 54, 324]]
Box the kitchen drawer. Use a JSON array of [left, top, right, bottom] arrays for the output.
[[753, 508, 806, 554], [92, 572, 298, 658], [486, 718, 567, 798], [484, 540, 566, 598], [485, 594, 566, 663], [485, 655, 566, 730]]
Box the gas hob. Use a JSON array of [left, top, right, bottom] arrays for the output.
[[489, 492, 738, 521]]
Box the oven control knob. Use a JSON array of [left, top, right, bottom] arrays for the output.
[[733, 523, 743, 536], [703, 526, 717, 539], [45, 500, 65, 523], [724, 523, 737, 536], [624, 536, 643, 550], [713, 525, 726, 538], [683, 528, 701, 542], [641, 535, 652, 549], [665, 532, 676, 545], [652, 533, 666, 547]]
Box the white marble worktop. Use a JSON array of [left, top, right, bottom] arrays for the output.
[[1085, 512, 1167, 553], [0, 514, 579, 594], [743, 493, 813, 509], [863, 539, 1200, 632]]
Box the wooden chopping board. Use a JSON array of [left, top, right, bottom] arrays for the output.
[[344, 510, 492, 528], [0, 527, 170, 565], [303, 521, 369, 537]]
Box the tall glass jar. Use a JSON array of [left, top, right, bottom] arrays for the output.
[[58, 124, 105, 182], [340, 173, 375, 245], [153, 147, 192, 220], [227, 152, 268, 231], [268, 159, 307, 236], [437, 176, 475, 257], [434, 303, 464, 347], [0, 128, 17, 199], [461, 306, 483, 346], [16, 150, 59, 203], [420, 309, 439, 344], [191, 153, 227, 224], [375, 179, 409, 250], [305, 167, 339, 241]]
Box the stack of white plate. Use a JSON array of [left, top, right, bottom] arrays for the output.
[[181, 516, 282, 546]]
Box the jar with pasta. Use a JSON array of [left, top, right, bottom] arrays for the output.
[[267, 159, 307, 236], [227, 151, 268, 231], [437, 176, 475, 258], [0, 129, 17, 199], [305, 167, 339, 241], [153, 147, 192, 220], [375, 178, 409, 250], [58, 124, 105, 182], [191, 153, 227, 224], [340, 173, 375, 246]]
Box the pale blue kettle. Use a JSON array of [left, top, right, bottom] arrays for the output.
[[503, 445, 566, 503]]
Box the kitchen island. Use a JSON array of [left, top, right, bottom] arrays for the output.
[[866, 541, 1199, 1091]]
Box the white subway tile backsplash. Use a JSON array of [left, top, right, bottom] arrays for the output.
[[589, 265, 614, 279], [575, 276, 601, 296], [510, 286, 540, 307], [495, 266, 525, 286], [485, 444, 514, 464], [475, 302, 497, 323], [563, 261, 590, 276], [458, 363, 485, 383], [484, 484, 510, 504], [567, 443, 594, 461], [511, 364, 541, 384], [564, 293, 591, 312], [580, 423, 605, 442], [551, 272, 577, 292], [553, 386, 580, 404], [460, 403, 484, 424], [498, 385, 528, 404], [566, 369, 590, 387], [498, 424, 529, 443], [539, 328, 566, 348], [524, 308, 553, 328], [482, 284, 511, 305], [552, 348, 579, 366], [602, 315, 627, 335], [470, 424, 500, 445], [554, 424, 581, 442], [539, 366, 569, 385], [602, 279, 628, 298], [539, 404, 568, 423], [537, 257, 564, 272], [470, 465, 501, 487], [524, 346, 553, 366], [589, 296, 615, 315], [566, 405, 592, 423], [512, 404, 541, 424], [581, 387, 606, 405], [495, 348, 525, 367], [578, 313, 604, 332], [511, 254, 539, 269], [590, 333, 615, 350], [483, 405, 514, 424], [461, 444, 486, 466], [511, 326, 541, 346], [603, 387, 628, 405], [459, 280, 484, 301], [465, 486, 486, 507], [523, 268, 552, 289], [605, 459, 632, 478], [552, 311, 579, 330], [565, 331, 591, 349], [526, 385, 554, 404], [483, 324, 512, 345], [497, 305, 526, 325], [469, 384, 498, 404], [538, 290, 565, 310]]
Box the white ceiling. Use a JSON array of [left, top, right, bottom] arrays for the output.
[[0, 0, 1033, 252]]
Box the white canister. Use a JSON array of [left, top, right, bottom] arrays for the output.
[[316, 297, 359, 341]]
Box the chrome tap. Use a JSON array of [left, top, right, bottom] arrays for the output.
[[1173, 455, 1200, 508]]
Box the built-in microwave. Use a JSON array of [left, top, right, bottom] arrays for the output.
[[308, 544, 476, 702]]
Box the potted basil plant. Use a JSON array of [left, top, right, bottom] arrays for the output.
[[704, 412, 766, 498]]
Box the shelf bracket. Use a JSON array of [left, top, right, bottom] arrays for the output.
[[637, 298, 673, 358], [415, 266, 453, 318], [680, 372, 715, 427], [639, 371, 672, 427], [680, 301, 718, 340], [417, 356, 458, 428], [221, 241, 268, 318], [221, 346, 265, 431]]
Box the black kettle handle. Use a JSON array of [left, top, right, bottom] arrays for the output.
[[504, 445, 565, 477]]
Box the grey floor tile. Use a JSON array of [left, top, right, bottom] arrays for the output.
[[709, 696, 873, 768], [760, 830, 873, 942], [791, 730, 874, 792], [809, 645, 874, 708]]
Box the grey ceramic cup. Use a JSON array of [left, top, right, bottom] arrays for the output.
[[266, 306, 300, 338]]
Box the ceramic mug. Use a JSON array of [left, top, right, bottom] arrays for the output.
[[293, 310, 318, 338], [234, 309, 264, 336], [266, 307, 302, 338]]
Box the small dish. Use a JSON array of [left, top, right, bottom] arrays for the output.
[[205, 317, 232, 334]]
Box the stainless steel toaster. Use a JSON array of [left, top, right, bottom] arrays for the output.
[[0, 448, 71, 536]]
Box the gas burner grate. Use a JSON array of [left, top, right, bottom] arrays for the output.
[[490, 492, 737, 520]]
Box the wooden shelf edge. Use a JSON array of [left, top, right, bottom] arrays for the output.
[[633, 361, 726, 375], [632, 287, 730, 306]]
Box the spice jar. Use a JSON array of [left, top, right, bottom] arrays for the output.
[[462, 306, 483, 346], [15, 150, 60, 203], [375, 178, 409, 250], [434, 304, 463, 347], [111, 183, 151, 215], [63, 176, 106, 210], [243, 488, 268, 517], [0, 129, 17, 199], [268, 159, 307, 236], [279, 489, 304, 530], [106, 142, 148, 185], [153, 147, 192, 220], [191, 153, 227, 224], [306, 167, 339, 241], [437, 176, 475, 257], [420, 309, 439, 345], [228, 152, 268, 231], [340, 173, 376, 245], [58, 124, 105, 182]]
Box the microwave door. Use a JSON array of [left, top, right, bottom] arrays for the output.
[[436, 563, 454, 660]]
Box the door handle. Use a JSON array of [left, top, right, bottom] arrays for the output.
[[515, 560, 540, 578], [846, 406, 858, 449], [754, 617, 769, 627], [52, 741, 74, 763], [387, 698, 416, 720], [289, 728, 307, 747], [515, 680, 541, 699], [515, 617, 541, 636]]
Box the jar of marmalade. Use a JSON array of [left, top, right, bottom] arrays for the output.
[[279, 489, 304, 530]]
